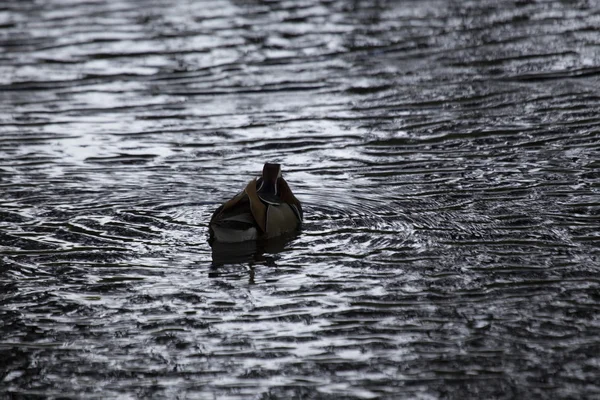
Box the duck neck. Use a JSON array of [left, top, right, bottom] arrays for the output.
[[257, 178, 278, 195]]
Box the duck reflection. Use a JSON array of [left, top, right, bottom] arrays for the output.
[[210, 233, 294, 265], [209, 233, 298, 283]]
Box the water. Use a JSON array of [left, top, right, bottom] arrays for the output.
[[1, 0, 599, 398]]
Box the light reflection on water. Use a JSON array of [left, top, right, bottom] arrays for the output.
[[1, 0, 600, 398]]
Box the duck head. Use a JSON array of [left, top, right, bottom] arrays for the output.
[[257, 162, 303, 221], [256, 162, 282, 195]]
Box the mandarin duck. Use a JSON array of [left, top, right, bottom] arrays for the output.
[[209, 163, 303, 243]]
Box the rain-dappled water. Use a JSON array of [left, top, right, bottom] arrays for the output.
[[1, 0, 600, 398]]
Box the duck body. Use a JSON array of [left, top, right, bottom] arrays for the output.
[[209, 163, 303, 243]]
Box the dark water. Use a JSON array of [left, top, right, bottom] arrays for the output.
[[1, 0, 599, 398]]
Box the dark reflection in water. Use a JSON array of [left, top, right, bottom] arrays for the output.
[[210, 234, 295, 268], [1, 0, 599, 399]]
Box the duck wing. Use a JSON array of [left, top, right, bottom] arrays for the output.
[[277, 177, 303, 221], [210, 191, 257, 230]]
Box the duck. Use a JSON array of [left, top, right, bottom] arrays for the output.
[[209, 163, 303, 243]]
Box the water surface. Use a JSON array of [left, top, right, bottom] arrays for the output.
[[1, 0, 599, 398]]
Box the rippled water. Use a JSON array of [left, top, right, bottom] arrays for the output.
[[1, 0, 600, 398]]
